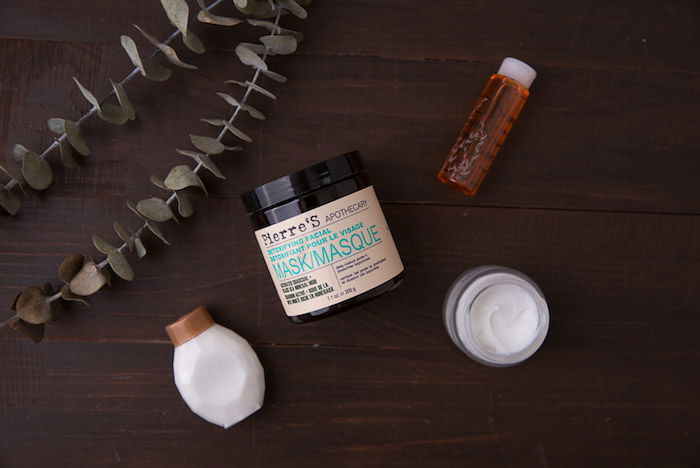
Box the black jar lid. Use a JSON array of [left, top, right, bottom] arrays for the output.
[[241, 151, 365, 215]]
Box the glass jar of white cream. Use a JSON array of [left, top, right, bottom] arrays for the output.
[[443, 265, 549, 367]]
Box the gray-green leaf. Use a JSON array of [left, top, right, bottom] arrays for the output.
[[150, 174, 169, 191], [262, 69, 288, 83], [69, 261, 107, 296], [0, 186, 21, 216], [111, 80, 136, 121], [73, 77, 101, 111], [60, 285, 91, 307], [98, 103, 129, 125], [15, 286, 52, 325], [175, 191, 194, 217], [114, 222, 134, 251], [190, 135, 227, 154], [59, 139, 77, 169], [197, 9, 241, 26], [108, 250, 134, 281], [136, 197, 174, 222], [58, 254, 84, 283], [159, 0, 189, 36], [134, 24, 197, 70], [146, 219, 171, 245], [0, 161, 24, 184], [92, 234, 116, 254], [260, 35, 297, 55], [200, 118, 226, 126], [21, 152, 52, 190], [48, 119, 89, 156], [126, 199, 144, 218], [277, 0, 308, 18], [134, 237, 147, 258], [144, 61, 172, 82], [183, 30, 205, 54], [223, 121, 253, 143], [235, 44, 268, 70], [225, 80, 276, 100], [164, 165, 200, 190], [121, 35, 146, 76], [12, 144, 31, 163]]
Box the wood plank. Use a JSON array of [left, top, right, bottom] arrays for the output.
[[1, 1, 697, 74], [1, 340, 697, 466], [1, 40, 698, 214], [2, 204, 698, 352]]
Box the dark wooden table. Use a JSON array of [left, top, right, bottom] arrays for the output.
[[1, 1, 698, 466]]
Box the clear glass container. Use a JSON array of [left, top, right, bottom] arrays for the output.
[[443, 265, 549, 367]]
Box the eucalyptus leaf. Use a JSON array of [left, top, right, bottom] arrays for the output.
[[60, 285, 91, 307], [225, 80, 276, 100], [111, 80, 136, 121], [121, 35, 146, 76], [69, 261, 107, 296], [159, 0, 189, 36], [217, 92, 240, 107], [0, 161, 25, 184], [247, 19, 304, 41], [200, 118, 226, 126], [260, 35, 297, 55], [146, 219, 171, 245], [9, 317, 44, 343], [223, 121, 253, 143], [15, 286, 52, 325], [150, 174, 169, 191], [144, 61, 173, 82], [12, 144, 31, 163], [92, 234, 116, 254], [48, 119, 90, 156], [242, 104, 265, 120], [235, 44, 268, 70], [197, 9, 241, 26], [183, 30, 206, 54], [0, 186, 21, 216], [238, 42, 268, 55], [134, 237, 147, 258], [114, 222, 134, 251], [196, 153, 225, 179], [136, 197, 174, 222], [58, 254, 84, 283], [73, 77, 101, 111], [21, 152, 52, 190], [108, 250, 135, 281], [234, 0, 276, 18], [59, 139, 77, 169], [164, 165, 200, 190], [98, 103, 129, 125], [175, 191, 194, 217], [134, 24, 197, 70], [126, 199, 144, 218], [189, 135, 227, 154], [277, 0, 308, 18]]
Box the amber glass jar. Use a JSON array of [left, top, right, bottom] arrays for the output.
[[241, 151, 405, 323]]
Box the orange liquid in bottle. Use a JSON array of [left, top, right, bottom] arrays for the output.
[[438, 60, 534, 196]]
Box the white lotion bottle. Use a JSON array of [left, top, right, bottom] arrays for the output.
[[166, 306, 265, 428]]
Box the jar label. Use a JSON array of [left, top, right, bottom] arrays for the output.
[[253, 186, 404, 317]]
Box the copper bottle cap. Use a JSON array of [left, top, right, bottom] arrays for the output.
[[165, 306, 215, 347]]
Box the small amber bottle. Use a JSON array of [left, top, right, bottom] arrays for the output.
[[438, 57, 536, 196]]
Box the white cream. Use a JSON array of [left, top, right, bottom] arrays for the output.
[[444, 266, 549, 366], [469, 283, 540, 356], [173, 324, 265, 429]]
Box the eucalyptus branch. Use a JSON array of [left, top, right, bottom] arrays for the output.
[[0, 0, 230, 216], [5, 0, 311, 342]]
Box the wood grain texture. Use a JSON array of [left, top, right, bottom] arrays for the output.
[[1, 1, 698, 466]]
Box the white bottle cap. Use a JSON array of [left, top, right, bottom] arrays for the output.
[[497, 57, 537, 89]]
